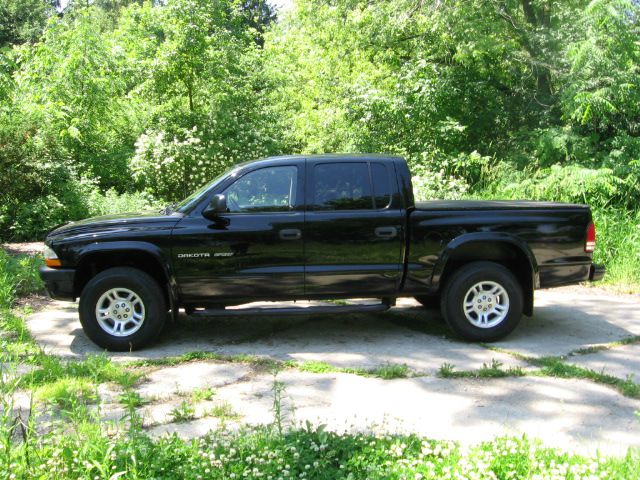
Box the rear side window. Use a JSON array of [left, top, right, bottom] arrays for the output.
[[371, 162, 392, 209], [312, 163, 373, 210]]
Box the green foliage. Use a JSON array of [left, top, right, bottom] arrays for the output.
[[563, 0, 640, 135], [209, 401, 239, 420], [0, 250, 43, 308], [21, 353, 140, 389], [34, 377, 97, 409], [169, 400, 196, 423], [1, 414, 639, 479], [87, 188, 159, 217], [191, 386, 216, 402], [15, 6, 142, 188], [0, 0, 638, 288], [531, 356, 640, 398], [592, 208, 640, 287], [0, 0, 55, 47]]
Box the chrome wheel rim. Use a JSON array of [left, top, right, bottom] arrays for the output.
[[95, 288, 145, 337], [463, 281, 509, 328]]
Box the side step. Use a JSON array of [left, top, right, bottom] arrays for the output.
[[189, 301, 391, 318]]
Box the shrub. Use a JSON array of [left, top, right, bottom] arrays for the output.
[[592, 208, 640, 287], [410, 161, 470, 201], [0, 250, 44, 308], [87, 188, 160, 217], [131, 115, 277, 202]]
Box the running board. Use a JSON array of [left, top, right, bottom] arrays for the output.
[[189, 302, 391, 318]]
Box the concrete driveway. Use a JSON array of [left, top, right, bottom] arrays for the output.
[[25, 286, 640, 456]]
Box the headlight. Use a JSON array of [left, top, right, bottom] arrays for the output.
[[44, 245, 61, 268]]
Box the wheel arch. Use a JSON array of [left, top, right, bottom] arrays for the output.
[[73, 242, 178, 318], [432, 233, 538, 316]]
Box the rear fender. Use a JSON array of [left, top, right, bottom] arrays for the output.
[[433, 232, 539, 316]]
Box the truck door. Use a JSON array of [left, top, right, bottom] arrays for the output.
[[172, 160, 305, 303], [304, 160, 405, 296]]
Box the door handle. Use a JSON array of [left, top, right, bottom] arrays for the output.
[[279, 228, 302, 240], [375, 226, 398, 239]]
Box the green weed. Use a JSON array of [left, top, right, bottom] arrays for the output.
[[169, 400, 196, 423], [119, 390, 146, 409], [437, 360, 525, 379], [191, 386, 216, 402], [531, 357, 640, 398], [298, 360, 412, 379], [209, 402, 239, 421], [35, 377, 97, 409], [370, 363, 410, 379]]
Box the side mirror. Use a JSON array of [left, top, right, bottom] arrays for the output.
[[203, 194, 228, 219]]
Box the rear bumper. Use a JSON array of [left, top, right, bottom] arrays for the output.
[[39, 266, 76, 301], [589, 263, 605, 282]]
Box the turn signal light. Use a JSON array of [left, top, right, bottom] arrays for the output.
[[44, 245, 62, 268], [585, 222, 596, 253]]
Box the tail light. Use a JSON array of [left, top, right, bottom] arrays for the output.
[[585, 222, 596, 253]]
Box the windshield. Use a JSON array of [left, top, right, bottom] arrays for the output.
[[175, 167, 238, 213]]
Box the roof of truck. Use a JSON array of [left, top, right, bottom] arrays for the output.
[[263, 153, 404, 162]]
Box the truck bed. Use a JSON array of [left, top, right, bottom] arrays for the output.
[[415, 200, 589, 211]]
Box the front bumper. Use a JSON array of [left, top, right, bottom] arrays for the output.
[[589, 263, 605, 282], [39, 266, 76, 301]]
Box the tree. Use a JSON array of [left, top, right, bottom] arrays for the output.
[[0, 0, 56, 48]]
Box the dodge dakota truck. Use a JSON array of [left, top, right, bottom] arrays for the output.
[[40, 154, 604, 350]]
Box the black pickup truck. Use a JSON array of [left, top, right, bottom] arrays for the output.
[[40, 154, 604, 350]]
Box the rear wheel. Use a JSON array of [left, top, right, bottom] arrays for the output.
[[440, 261, 523, 342], [79, 267, 166, 351]]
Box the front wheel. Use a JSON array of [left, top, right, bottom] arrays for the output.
[[440, 261, 523, 342], [79, 267, 166, 351]]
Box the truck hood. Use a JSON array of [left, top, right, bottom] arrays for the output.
[[46, 210, 182, 243]]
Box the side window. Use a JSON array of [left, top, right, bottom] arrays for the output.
[[312, 163, 373, 210], [371, 162, 392, 209], [223, 166, 297, 213]]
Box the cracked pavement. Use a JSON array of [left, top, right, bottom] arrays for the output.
[[22, 286, 640, 456]]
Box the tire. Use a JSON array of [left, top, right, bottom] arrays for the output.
[[79, 267, 166, 351], [440, 261, 523, 342], [415, 295, 440, 309]]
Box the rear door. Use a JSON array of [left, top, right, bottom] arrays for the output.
[[304, 159, 404, 296]]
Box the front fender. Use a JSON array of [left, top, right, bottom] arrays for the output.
[[75, 241, 179, 317]]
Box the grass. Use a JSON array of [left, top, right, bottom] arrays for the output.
[[437, 360, 525, 379], [591, 207, 640, 292], [209, 401, 239, 420], [169, 399, 238, 423], [119, 390, 147, 408], [34, 377, 97, 409], [1, 417, 639, 479], [169, 400, 196, 423], [127, 351, 290, 371], [191, 386, 216, 402], [297, 360, 412, 379], [0, 250, 44, 308], [530, 356, 640, 398], [569, 335, 640, 356], [132, 351, 413, 380], [448, 349, 640, 399]]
